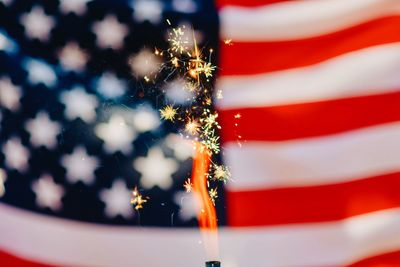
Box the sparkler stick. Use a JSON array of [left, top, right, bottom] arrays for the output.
[[206, 261, 221, 267]]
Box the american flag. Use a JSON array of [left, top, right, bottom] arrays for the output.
[[1, 0, 400, 266]]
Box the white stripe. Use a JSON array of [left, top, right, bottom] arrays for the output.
[[220, 0, 400, 41], [216, 43, 400, 109], [1, 203, 400, 267], [224, 122, 400, 191]]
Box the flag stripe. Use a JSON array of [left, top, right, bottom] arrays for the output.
[[2, 203, 400, 267], [0, 203, 204, 267], [348, 250, 400, 267], [216, 43, 400, 109], [220, 0, 400, 41], [220, 16, 400, 76], [219, 91, 400, 142], [217, 0, 290, 8], [0, 251, 51, 267], [227, 172, 400, 226], [224, 122, 400, 190]]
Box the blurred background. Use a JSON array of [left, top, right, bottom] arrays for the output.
[[1, 0, 400, 266]]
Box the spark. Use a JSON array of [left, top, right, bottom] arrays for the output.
[[204, 96, 212, 106], [185, 82, 197, 92], [183, 178, 193, 193], [202, 62, 216, 78], [201, 133, 220, 154], [168, 26, 189, 54], [160, 105, 177, 121], [171, 57, 179, 67], [209, 187, 218, 205], [212, 164, 231, 183], [224, 39, 233, 45], [185, 118, 200, 135], [202, 112, 220, 130], [144, 76, 150, 82], [130, 187, 148, 210], [234, 113, 241, 119]]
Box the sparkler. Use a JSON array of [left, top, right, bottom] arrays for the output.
[[156, 23, 231, 204], [157, 22, 231, 264]]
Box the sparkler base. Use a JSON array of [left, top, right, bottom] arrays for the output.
[[205, 261, 221, 267]]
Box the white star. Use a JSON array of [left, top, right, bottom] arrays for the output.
[[96, 72, 127, 99], [164, 78, 194, 105], [99, 179, 134, 219], [172, 0, 197, 13], [132, 105, 160, 132], [58, 42, 89, 72], [60, 87, 98, 123], [95, 115, 136, 154], [165, 134, 194, 161], [128, 49, 161, 78], [0, 168, 6, 197], [134, 147, 178, 190], [92, 15, 129, 50], [20, 6, 55, 42], [174, 191, 201, 221], [59, 0, 92, 15], [24, 59, 57, 87], [32, 174, 65, 211], [2, 137, 29, 173], [132, 0, 163, 24], [0, 77, 21, 111], [25, 111, 61, 149], [61, 146, 99, 185], [0, 31, 18, 53]]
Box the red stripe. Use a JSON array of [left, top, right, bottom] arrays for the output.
[[219, 91, 400, 142], [227, 172, 400, 227], [219, 16, 400, 76], [348, 250, 400, 267], [0, 250, 53, 267], [217, 0, 291, 8]]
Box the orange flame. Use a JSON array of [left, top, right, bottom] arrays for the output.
[[191, 142, 219, 260]]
